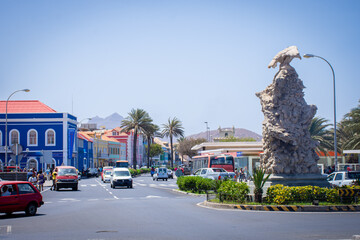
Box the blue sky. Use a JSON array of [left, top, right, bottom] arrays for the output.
[[1, 0, 359, 136]]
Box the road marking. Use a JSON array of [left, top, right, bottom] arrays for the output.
[[145, 195, 162, 199], [114, 196, 119, 199], [88, 199, 99, 201]]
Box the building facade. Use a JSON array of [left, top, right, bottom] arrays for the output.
[[0, 100, 77, 171]]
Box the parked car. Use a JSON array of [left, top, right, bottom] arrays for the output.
[[0, 181, 44, 216], [101, 166, 113, 182], [54, 166, 79, 191], [110, 168, 133, 188], [87, 168, 99, 178], [193, 168, 236, 181], [327, 171, 360, 187], [103, 170, 112, 183], [153, 167, 168, 181], [167, 169, 173, 179]]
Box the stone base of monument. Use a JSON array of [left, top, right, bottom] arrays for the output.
[[267, 174, 330, 187]]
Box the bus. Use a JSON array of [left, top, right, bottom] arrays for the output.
[[191, 154, 235, 173], [115, 160, 129, 168]]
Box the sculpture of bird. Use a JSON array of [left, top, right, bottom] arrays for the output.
[[268, 46, 302, 69]]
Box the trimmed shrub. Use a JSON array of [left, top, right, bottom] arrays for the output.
[[266, 185, 344, 204], [217, 181, 249, 203], [196, 177, 215, 192]]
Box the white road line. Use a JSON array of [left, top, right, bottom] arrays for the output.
[[114, 196, 119, 199], [88, 199, 99, 201]]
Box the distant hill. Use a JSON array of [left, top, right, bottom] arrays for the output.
[[187, 128, 262, 141], [89, 113, 124, 129]]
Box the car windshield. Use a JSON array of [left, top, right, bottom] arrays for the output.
[[58, 168, 77, 176], [212, 168, 226, 172], [104, 171, 112, 176], [158, 168, 167, 173], [114, 171, 130, 177]]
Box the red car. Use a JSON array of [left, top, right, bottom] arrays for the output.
[[0, 181, 44, 216], [101, 166, 113, 182]]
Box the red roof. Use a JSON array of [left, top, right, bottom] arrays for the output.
[[0, 100, 56, 113]]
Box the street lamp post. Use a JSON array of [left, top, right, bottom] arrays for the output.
[[5, 89, 30, 166], [303, 54, 338, 171], [204, 122, 209, 142]]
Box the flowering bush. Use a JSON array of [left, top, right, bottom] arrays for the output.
[[266, 185, 342, 204]]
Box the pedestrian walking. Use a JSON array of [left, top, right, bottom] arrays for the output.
[[37, 170, 45, 192], [51, 171, 57, 191], [28, 172, 38, 189]]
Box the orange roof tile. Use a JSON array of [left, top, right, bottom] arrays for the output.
[[0, 100, 56, 113]]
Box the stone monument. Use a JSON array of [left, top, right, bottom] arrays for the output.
[[256, 46, 329, 186]]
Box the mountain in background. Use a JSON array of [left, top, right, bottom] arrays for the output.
[[89, 113, 124, 129], [186, 128, 262, 141]]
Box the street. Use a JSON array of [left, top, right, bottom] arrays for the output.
[[1, 174, 360, 240]]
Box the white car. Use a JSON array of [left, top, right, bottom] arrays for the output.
[[327, 171, 360, 187], [103, 170, 112, 183], [153, 167, 168, 181], [110, 168, 133, 188]]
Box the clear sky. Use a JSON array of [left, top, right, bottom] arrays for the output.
[[1, 0, 359, 136]]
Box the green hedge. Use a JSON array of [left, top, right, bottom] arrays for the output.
[[129, 168, 151, 177], [266, 184, 360, 205], [177, 176, 217, 193], [217, 181, 249, 203]]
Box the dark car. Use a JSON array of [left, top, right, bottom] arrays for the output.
[[0, 181, 44, 216], [87, 168, 99, 178]]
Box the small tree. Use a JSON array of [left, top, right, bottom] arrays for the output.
[[177, 138, 206, 164], [147, 143, 164, 166], [252, 168, 271, 203]]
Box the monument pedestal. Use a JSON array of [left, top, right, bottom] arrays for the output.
[[267, 174, 330, 187]]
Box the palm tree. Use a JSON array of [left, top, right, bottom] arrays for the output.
[[309, 117, 333, 155], [120, 109, 153, 169], [144, 123, 160, 168], [338, 101, 360, 150], [161, 117, 184, 168]]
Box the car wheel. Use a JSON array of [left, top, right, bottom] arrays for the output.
[[166, 179, 168, 181], [153, 178, 155, 181], [156, 179, 158, 181], [6, 212, 13, 216], [73, 186, 78, 191], [56, 185, 59, 191], [130, 184, 133, 188], [25, 203, 37, 216]]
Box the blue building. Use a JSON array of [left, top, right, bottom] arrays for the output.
[[77, 133, 94, 171], [0, 100, 77, 171]]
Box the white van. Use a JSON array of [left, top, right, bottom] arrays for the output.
[[110, 168, 133, 188], [153, 167, 168, 181]]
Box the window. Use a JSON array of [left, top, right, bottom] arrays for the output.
[[28, 129, 38, 146], [45, 129, 56, 146], [18, 183, 36, 194], [335, 173, 343, 181], [10, 129, 19, 145], [0, 131, 2, 146]]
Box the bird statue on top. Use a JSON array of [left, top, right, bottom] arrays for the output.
[[268, 46, 302, 70]]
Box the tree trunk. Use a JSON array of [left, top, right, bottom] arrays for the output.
[[170, 135, 173, 168], [146, 136, 151, 168], [133, 129, 138, 169]]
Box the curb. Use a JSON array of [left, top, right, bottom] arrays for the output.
[[202, 201, 360, 212], [172, 189, 206, 197]]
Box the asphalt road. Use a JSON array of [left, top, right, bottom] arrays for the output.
[[1, 174, 360, 240]]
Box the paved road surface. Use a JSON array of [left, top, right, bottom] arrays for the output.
[[1, 174, 360, 240]]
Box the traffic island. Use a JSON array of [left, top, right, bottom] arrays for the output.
[[201, 201, 360, 212]]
